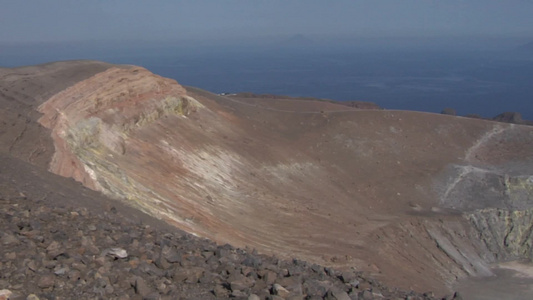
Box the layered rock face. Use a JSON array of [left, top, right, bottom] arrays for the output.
[[38, 66, 198, 189], [11, 61, 531, 295], [469, 208, 533, 262], [38, 66, 208, 233]]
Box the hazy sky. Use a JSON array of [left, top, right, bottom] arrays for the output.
[[1, 0, 533, 43]]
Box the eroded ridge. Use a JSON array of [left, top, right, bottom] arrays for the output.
[[37, 66, 203, 224]]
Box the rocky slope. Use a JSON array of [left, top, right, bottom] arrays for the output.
[[2, 60, 533, 297]]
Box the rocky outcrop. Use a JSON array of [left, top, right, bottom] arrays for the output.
[[468, 208, 533, 262], [38, 66, 203, 213], [493, 112, 523, 124], [491, 112, 533, 126], [365, 207, 533, 292]]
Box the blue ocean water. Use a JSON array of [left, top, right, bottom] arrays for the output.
[[141, 49, 533, 120], [2, 42, 533, 119]]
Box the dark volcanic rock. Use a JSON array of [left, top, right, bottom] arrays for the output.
[[0, 191, 441, 300], [134, 276, 152, 297], [37, 275, 55, 289], [324, 287, 351, 300]]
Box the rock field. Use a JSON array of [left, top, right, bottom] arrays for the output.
[[0, 192, 462, 300]]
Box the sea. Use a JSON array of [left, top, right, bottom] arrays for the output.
[[2, 38, 533, 120]]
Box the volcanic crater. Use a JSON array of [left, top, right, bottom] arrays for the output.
[[2, 60, 533, 298]]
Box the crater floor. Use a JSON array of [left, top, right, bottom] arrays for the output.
[[455, 262, 533, 300]]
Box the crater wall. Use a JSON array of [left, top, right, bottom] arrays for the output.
[[14, 61, 533, 295]]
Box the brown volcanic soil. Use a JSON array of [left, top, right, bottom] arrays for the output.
[[2, 60, 533, 298]]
